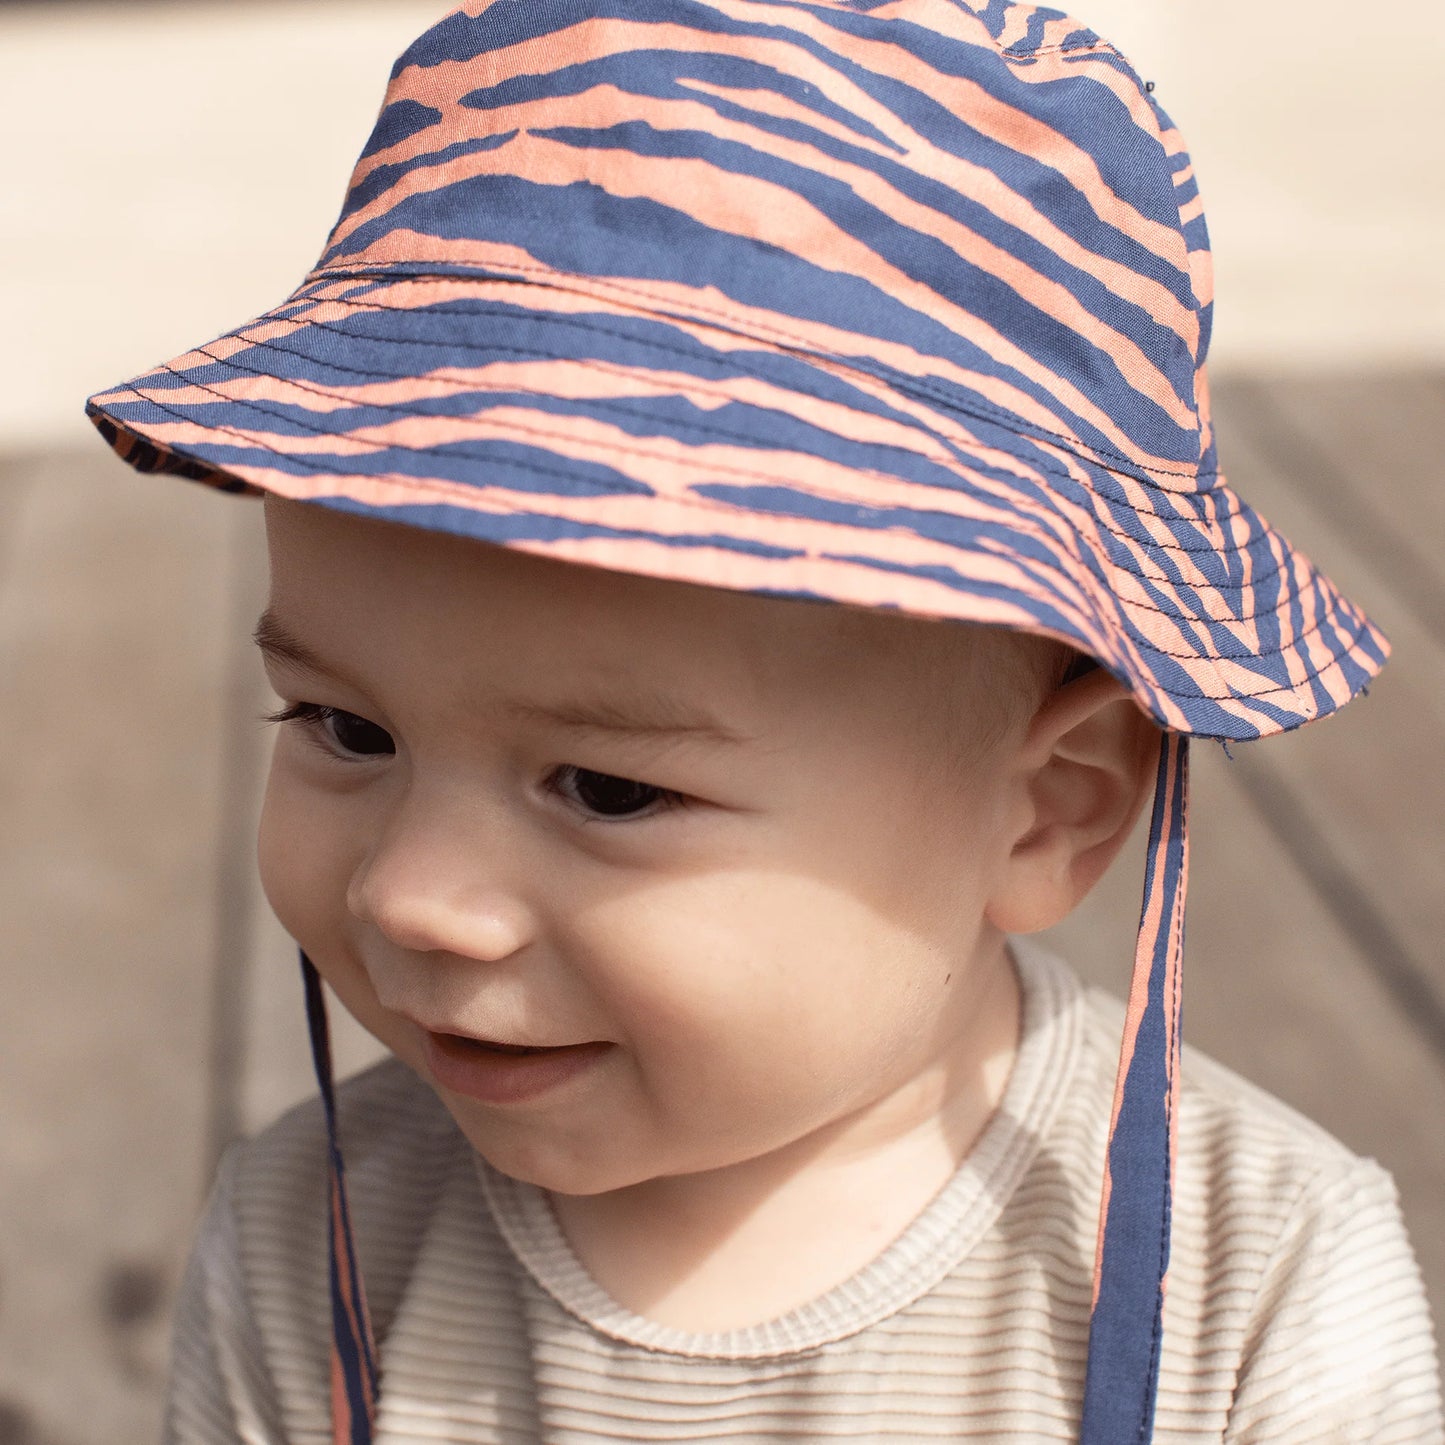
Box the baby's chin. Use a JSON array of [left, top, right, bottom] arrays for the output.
[[424, 1075, 784, 1203], [456, 1113, 652, 1197], [410, 1057, 656, 1197]]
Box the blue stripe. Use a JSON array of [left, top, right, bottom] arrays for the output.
[[340, 132, 519, 221], [996, 6, 1088, 55], [360, 98, 443, 158], [973, 0, 1014, 39]]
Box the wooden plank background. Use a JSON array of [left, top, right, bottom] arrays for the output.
[[0, 373, 1440, 1443]]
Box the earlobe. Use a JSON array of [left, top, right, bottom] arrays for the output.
[[985, 670, 1158, 934]]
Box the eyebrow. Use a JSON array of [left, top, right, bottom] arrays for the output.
[[499, 695, 754, 748], [253, 610, 347, 682], [252, 609, 755, 748]]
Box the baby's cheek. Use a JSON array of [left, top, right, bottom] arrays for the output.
[[572, 876, 759, 1036], [586, 877, 850, 1110], [257, 763, 411, 1054], [258, 755, 379, 970], [257, 761, 335, 947]]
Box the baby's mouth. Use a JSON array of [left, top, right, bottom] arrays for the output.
[[420, 1029, 614, 1105], [436, 1032, 582, 1057]]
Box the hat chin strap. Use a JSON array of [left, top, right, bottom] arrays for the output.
[[1081, 730, 1190, 1443], [301, 954, 380, 1444], [300, 733, 1192, 1445]]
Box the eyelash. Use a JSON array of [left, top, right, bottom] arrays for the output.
[[265, 701, 393, 758], [263, 702, 688, 821]]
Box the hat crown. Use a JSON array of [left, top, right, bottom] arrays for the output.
[[319, 0, 1213, 490]]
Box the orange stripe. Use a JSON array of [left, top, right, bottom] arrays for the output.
[[329, 1175, 377, 1420], [1091, 731, 1172, 1306], [330, 1349, 351, 1445]]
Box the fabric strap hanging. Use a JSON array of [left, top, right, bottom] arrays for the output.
[[1080, 730, 1191, 1442], [302, 955, 380, 1444]]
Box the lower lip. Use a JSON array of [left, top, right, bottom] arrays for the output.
[[421, 1031, 613, 1104]]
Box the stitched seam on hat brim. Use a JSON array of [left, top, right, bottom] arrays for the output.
[[231, 311, 1264, 579], [110, 372, 1377, 713], [297, 291, 1239, 531], [137, 352, 1367, 674], [173, 346, 1173, 617], [109, 373, 1376, 722], [301, 268, 1208, 491], [310, 271, 1208, 487], [1001, 38, 1113, 58], [161, 344, 1172, 693], [179, 331, 1294, 622]]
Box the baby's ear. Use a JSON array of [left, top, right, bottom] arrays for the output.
[[985, 668, 1158, 934]]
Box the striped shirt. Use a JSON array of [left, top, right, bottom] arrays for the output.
[[167, 942, 1443, 1442]]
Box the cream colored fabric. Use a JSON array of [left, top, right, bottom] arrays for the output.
[[167, 941, 1444, 1443]]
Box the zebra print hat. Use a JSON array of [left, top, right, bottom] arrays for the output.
[[87, 3, 1387, 1441]]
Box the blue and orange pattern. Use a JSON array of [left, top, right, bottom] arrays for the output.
[[86, 2, 1387, 1440], [87, 0, 1387, 742]]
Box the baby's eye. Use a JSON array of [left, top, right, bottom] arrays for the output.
[[550, 765, 684, 819], [267, 702, 395, 758]]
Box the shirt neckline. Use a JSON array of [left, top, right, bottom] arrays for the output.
[[476, 940, 1083, 1359]]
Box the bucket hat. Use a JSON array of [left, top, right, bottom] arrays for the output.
[[87, 3, 1388, 1441]]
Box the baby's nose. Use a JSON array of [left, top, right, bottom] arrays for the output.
[[345, 796, 539, 963]]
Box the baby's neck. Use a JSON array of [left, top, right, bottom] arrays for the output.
[[546, 953, 1021, 1335]]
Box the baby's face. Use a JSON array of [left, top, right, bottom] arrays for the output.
[[257, 498, 1029, 1195]]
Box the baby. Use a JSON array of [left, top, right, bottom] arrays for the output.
[[87, 1, 1441, 1440]]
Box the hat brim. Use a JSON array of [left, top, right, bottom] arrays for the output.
[[87, 270, 1386, 741]]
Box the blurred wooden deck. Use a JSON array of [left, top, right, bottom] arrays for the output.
[[1, 373, 1441, 1443]]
